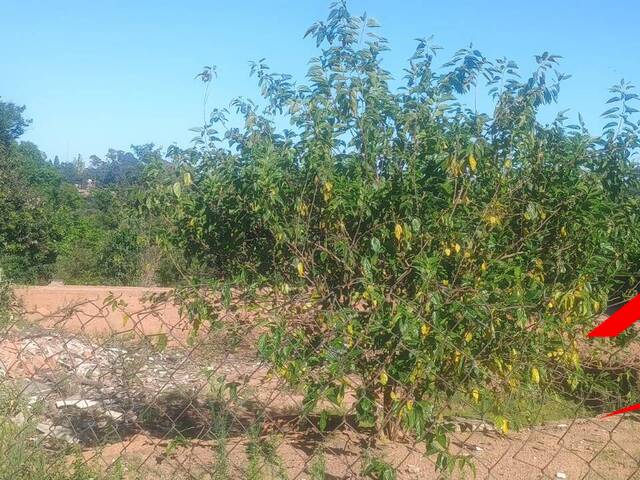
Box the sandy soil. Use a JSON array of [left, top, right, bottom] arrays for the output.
[[85, 417, 640, 479], [8, 285, 640, 479], [13, 284, 188, 342]]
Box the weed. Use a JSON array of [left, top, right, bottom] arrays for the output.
[[246, 424, 288, 480], [309, 446, 327, 480], [362, 454, 396, 480]]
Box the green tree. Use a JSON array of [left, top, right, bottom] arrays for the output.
[[151, 3, 640, 471], [0, 138, 65, 281], [0, 99, 30, 147]]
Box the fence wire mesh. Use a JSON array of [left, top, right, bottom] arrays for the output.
[[0, 282, 638, 480]]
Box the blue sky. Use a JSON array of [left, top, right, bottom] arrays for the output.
[[2, 0, 639, 162]]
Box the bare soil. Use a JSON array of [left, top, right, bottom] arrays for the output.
[[6, 285, 640, 479], [14, 285, 185, 340]]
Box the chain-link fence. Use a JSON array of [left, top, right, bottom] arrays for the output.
[[0, 282, 638, 479]]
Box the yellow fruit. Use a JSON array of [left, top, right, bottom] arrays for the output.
[[464, 251, 471, 258], [394, 223, 403, 241], [481, 261, 488, 272], [531, 367, 540, 384], [454, 351, 462, 364], [464, 331, 473, 343], [449, 159, 462, 177], [379, 371, 389, 386], [298, 202, 309, 215], [547, 301, 554, 309], [471, 388, 480, 404], [499, 417, 509, 434], [347, 324, 354, 335], [323, 181, 333, 201], [405, 399, 414, 412], [560, 226, 567, 237], [421, 323, 431, 337], [444, 247, 452, 256], [487, 215, 500, 226], [468, 153, 477, 172], [454, 243, 461, 253], [570, 350, 580, 368], [296, 261, 305, 277], [391, 391, 400, 401]]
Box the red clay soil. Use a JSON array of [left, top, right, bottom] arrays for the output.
[[85, 417, 640, 480], [10, 285, 640, 479], [13, 285, 189, 343]]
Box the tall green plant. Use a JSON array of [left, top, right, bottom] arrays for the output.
[[151, 1, 640, 471]]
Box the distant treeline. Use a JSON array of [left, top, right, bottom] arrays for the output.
[[0, 98, 188, 285]]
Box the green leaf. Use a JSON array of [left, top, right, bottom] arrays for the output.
[[318, 410, 328, 431], [601, 107, 619, 117], [371, 237, 382, 253]]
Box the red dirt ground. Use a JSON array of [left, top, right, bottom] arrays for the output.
[[9, 285, 640, 479], [13, 285, 188, 342]]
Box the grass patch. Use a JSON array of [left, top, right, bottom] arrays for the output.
[[443, 387, 591, 431]]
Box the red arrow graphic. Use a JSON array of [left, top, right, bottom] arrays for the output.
[[588, 293, 640, 337], [588, 293, 640, 416], [602, 403, 640, 417]]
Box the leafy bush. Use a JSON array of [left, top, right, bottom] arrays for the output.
[[0, 139, 66, 283], [0, 270, 17, 330], [0, 102, 178, 286], [151, 0, 640, 468], [54, 184, 183, 286]]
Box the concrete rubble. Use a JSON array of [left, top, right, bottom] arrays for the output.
[[0, 328, 221, 446]]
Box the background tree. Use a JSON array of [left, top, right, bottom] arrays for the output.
[[0, 99, 180, 285], [0, 103, 70, 282], [0, 99, 31, 147]]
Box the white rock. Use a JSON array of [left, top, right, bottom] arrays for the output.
[[11, 412, 25, 426], [103, 410, 124, 420], [556, 473, 567, 479], [36, 422, 78, 443], [56, 398, 99, 409]]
